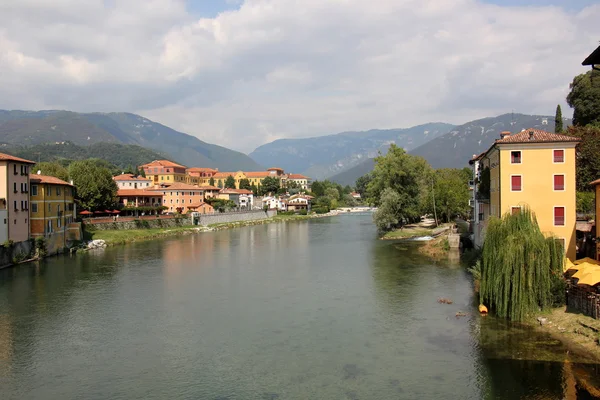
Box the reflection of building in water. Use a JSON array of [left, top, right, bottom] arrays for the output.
[[0, 314, 12, 377], [163, 233, 217, 277]]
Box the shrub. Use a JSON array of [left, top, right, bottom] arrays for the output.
[[299, 209, 308, 215], [35, 237, 48, 258], [312, 207, 329, 214], [2, 240, 14, 248]]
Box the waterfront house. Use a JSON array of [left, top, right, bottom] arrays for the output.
[[262, 196, 284, 210], [149, 183, 205, 214], [141, 160, 189, 186], [218, 188, 254, 208], [188, 201, 214, 214], [286, 194, 312, 212], [117, 189, 164, 213], [201, 185, 221, 199], [0, 153, 35, 244], [29, 173, 75, 255], [470, 129, 579, 260], [285, 173, 311, 190], [113, 173, 153, 190]]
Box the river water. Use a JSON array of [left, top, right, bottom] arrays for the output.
[[1, 214, 599, 399]]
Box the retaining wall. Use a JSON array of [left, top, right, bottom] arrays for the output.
[[198, 210, 277, 226], [86, 216, 192, 231], [0, 240, 34, 268]]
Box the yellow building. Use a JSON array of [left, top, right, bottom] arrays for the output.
[[29, 174, 76, 255], [141, 160, 189, 186], [473, 129, 579, 260]]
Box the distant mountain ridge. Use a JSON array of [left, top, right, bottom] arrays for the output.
[[0, 110, 262, 171], [249, 123, 455, 180]]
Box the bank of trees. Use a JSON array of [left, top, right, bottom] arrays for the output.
[[360, 144, 470, 233]]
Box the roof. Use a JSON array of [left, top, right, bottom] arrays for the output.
[[30, 174, 73, 186], [113, 174, 152, 182], [186, 167, 218, 173], [149, 183, 204, 191], [244, 171, 273, 178], [117, 189, 163, 197], [212, 172, 236, 179], [582, 45, 600, 66], [287, 174, 309, 179], [200, 185, 221, 190], [220, 188, 253, 195], [0, 152, 35, 164], [267, 167, 284, 171], [141, 159, 187, 169], [188, 202, 213, 209], [494, 129, 581, 144], [468, 152, 486, 165], [590, 178, 600, 186]]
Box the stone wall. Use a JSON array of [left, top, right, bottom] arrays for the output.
[[0, 240, 34, 269], [197, 210, 277, 226], [86, 216, 192, 231]]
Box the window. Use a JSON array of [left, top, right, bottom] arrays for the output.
[[48, 203, 51, 212], [554, 207, 565, 226], [554, 175, 565, 191], [31, 185, 38, 196], [511, 175, 522, 191], [13, 182, 17, 193], [47, 186, 52, 196], [47, 220, 52, 233], [13, 201, 17, 211], [129, 182, 132, 187], [510, 151, 521, 164], [56, 187, 61, 195], [190, 199, 192, 203], [554, 149, 564, 163], [32, 203, 38, 213]]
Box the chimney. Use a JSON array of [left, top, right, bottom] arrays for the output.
[[500, 131, 511, 139], [528, 131, 535, 140]]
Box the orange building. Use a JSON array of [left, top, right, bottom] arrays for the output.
[[0, 153, 35, 244], [150, 183, 206, 214]]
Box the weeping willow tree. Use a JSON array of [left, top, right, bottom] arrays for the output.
[[479, 208, 564, 321]]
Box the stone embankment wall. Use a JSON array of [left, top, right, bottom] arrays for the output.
[[198, 210, 277, 226], [0, 240, 34, 269], [86, 216, 191, 231]]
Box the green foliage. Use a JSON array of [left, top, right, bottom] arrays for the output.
[[209, 177, 215, 186], [204, 197, 236, 212], [299, 209, 308, 215], [555, 104, 564, 133], [224, 175, 236, 189], [430, 168, 471, 222], [577, 191, 595, 215], [218, 180, 223, 188], [367, 144, 430, 222], [251, 183, 258, 196], [68, 160, 118, 211], [239, 178, 252, 190], [355, 173, 372, 198], [35, 237, 48, 258], [12, 252, 27, 264], [2, 240, 14, 248], [566, 125, 600, 191], [373, 188, 403, 233], [260, 176, 281, 195], [477, 167, 491, 199], [567, 69, 600, 127], [33, 162, 70, 182], [479, 208, 565, 321], [312, 206, 329, 214]]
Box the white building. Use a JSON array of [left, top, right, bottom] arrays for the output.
[[262, 196, 285, 210], [113, 174, 153, 190]]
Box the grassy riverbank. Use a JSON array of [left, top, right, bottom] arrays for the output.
[[86, 212, 338, 246], [381, 221, 453, 240]]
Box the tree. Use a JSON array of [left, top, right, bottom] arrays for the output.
[[566, 125, 600, 191], [260, 176, 280, 195], [373, 188, 403, 233], [251, 183, 258, 196], [218, 180, 223, 189], [430, 168, 471, 222], [479, 208, 564, 321], [566, 69, 600, 127], [355, 174, 372, 198], [33, 162, 69, 182], [239, 178, 252, 191], [224, 175, 236, 189], [311, 181, 325, 197], [577, 191, 595, 215], [209, 177, 215, 186], [554, 104, 564, 133], [324, 187, 340, 201], [68, 160, 118, 211]]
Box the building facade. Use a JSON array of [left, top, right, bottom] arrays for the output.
[[217, 189, 254, 208], [0, 153, 35, 244], [285, 174, 310, 190], [142, 160, 189, 186], [150, 183, 206, 214], [471, 129, 579, 260], [113, 174, 153, 190], [29, 174, 75, 255]]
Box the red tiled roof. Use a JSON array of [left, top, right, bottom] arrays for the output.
[[148, 182, 203, 191], [200, 185, 221, 190], [187, 167, 218, 173], [244, 171, 272, 178], [188, 202, 213, 209], [142, 159, 187, 169], [213, 172, 236, 179], [287, 174, 309, 179], [30, 174, 73, 186], [267, 167, 284, 171], [117, 189, 163, 197], [220, 188, 253, 194], [495, 129, 581, 144], [113, 174, 152, 181], [0, 152, 35, 164]]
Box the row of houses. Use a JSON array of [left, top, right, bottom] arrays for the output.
[[0, 153, 77, 256], [139, 160, 311, 190]]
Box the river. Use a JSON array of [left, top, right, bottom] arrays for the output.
[[0, 214, 599, 399]]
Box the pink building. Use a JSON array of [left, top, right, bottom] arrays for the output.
[[0, 153, 35, 244]]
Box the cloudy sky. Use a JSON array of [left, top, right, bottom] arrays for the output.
[[1, 0, 599, 153]]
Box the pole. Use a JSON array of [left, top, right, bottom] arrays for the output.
[[431, 176, 438, 227]]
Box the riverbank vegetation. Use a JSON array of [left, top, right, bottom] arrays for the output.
[[478, 209, 565, 322]]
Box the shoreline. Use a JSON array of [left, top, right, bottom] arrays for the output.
[[84, 211, 341, 247]]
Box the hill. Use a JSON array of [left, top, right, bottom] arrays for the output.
[[0, 110, 262, 171], [249, 123, 454, 179], [410, 113, 572, 169], [329, 158, 376, 186], [1, 142, 170, 170]]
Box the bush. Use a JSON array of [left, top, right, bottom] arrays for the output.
[[312, 207, 329, 214], [35, 237, 47, 258], [2, 240, 14, 248], [299, 209, 308, 215], [279, 211, 295, 216]]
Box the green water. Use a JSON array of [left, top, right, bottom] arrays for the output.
[[0, 214, 598, 399]]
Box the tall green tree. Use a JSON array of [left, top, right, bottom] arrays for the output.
[[33, 162, 69, 182], [430, 168, 471, 223], [260, 176, 280, 195], [68, 160, 118, 211], [251, 183, 258, 196], [479, 209, 565, 321], [554, 104, 564, 133], [239, 178, 252, 190], [566, 69, 600, 127], [217, 179, 223, 189], [224, 175, 236, 189], [209, 177, 215, 186], [355, 174, 372, 198], [566, 125, 600, 191], [373, 188, 403, 233]]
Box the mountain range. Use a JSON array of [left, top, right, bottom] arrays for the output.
[[0, 110, 262, 171], [249, 123, 455, 180]]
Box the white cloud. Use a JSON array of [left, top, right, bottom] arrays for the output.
[[0, 0, 599, 153]]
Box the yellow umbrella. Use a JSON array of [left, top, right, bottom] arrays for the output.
[[571, 263, 600, 279], [573, 257, 600, 266], [563, 258, 576, 273], [576, 270, 600, 286]]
